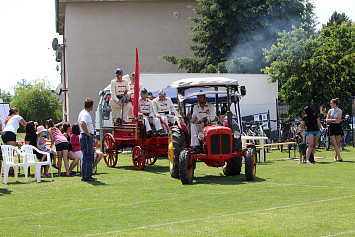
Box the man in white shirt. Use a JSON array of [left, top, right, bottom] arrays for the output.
[[139, 88, 162, 136], [127, 72, 143, 120], [190, 92, 215, 148], [109, 68, 130, 123], [78, 98, 96, 182], [152, 89, 178, 134]]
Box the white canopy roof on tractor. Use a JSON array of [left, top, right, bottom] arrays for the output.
[[170, 77, 241, 102], [170, 77, 239, 89]]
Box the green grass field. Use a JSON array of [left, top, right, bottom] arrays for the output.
[[1, 139, 354, 236]]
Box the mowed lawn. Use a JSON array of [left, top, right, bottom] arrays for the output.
[[0, 143, 354, 236]]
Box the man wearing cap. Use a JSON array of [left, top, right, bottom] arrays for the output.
[[147, 91, 154, 101], [109, 68, 130, 123], [190, 92, 215, 149], [153, 89, 178, 134], [127, 72, 144, 119], [139, 88, 162, 136]]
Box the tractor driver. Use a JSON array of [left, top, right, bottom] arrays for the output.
[[139, 88, 163, 136], [190, 91, 215, 149], [153, 89, 178, 134], [109, 68, 130, 123]]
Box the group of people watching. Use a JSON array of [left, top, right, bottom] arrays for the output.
[[0, 105, 102, 180]]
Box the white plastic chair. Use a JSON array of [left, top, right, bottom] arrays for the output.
[[20, 145, 54, 183], [20, 145, 39, 182], [0, 145, 26, 184]]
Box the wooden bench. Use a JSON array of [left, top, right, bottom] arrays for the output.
[[244, 141, 297, 162]]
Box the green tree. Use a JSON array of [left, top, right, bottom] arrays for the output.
[[11, 79, 62, 125], [0, 89, 13, 103], [326, 11, 351, 27], [262, 21, 355, 116], [162, 0, 316, 73]]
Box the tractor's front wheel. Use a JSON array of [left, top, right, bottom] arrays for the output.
[[223, 157, 242, 176], [169, 125, 188, 179], [245, 146, 257, 181], [179, 149, 194, 185]]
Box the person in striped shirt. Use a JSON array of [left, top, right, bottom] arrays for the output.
[[138, 88, 163, 136], [46, 119, 75, 176], [109, 68, 130, 123], [127, 72, 143, 120], [190, 92, 215, 148]]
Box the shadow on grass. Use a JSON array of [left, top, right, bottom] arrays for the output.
[[85, 180, 107, 186], [113, 164, 169, 175], [193, 175, 266, 185], [337, 160, 355, 163], [0, 188, 12, 196]]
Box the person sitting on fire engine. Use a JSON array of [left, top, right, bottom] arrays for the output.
[[109, 68, 130, 123], [153, 89, 178, 134], [127, 72, 143, 119], [138, 88, 163, 136], [147, 91, 154, 101], [190, 91, 215, 149]]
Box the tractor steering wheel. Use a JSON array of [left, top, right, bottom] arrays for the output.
[[198, 115, 219, 125]]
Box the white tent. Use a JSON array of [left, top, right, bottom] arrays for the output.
[[0, 102, 10, 131]]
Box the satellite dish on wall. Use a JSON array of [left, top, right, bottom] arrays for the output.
[[52, 38, 59, 50], [56, 83, 63, 95], [55, 48, 62, 62]]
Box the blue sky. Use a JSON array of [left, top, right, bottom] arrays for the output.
[[0, 0, 354, 94]]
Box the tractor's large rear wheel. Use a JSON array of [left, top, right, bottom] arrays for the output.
[[179, 149, 194, 185], [102, 133, 118, 167], [245, 146, 257, 181], [132, 146, 145, 170], [168, 125, 188, 178], [223, 157, 242, 176]]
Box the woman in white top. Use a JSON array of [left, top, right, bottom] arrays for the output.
[[2, 108, 27, 146], [326, 98, 344, 161]]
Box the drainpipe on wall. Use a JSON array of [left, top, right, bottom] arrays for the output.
[[62, 27, 68, 122]]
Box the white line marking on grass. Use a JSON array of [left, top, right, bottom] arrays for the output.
[[85, 195, 355, 236], [323, 230, 355, 237], [265, 183, 354, 189]]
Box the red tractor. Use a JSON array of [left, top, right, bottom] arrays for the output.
[[168, 77, 257, 184]]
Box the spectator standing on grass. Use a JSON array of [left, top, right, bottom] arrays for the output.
[[78, 98, 97, 182], [46, 119, 74, 177], [326, 98, 344, 162], [2, 108, 27, 146], [301, 106, 324, 164]]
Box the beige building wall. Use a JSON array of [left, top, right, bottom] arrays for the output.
[[58, 0, 195, 123]]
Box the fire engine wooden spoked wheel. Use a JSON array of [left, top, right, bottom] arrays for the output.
[[245, 146, 257, 181], [102, 133, 118, 167], [179, 149, 194, 184], [144, 150, 157, 165], [132, 146, 145, 170]]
